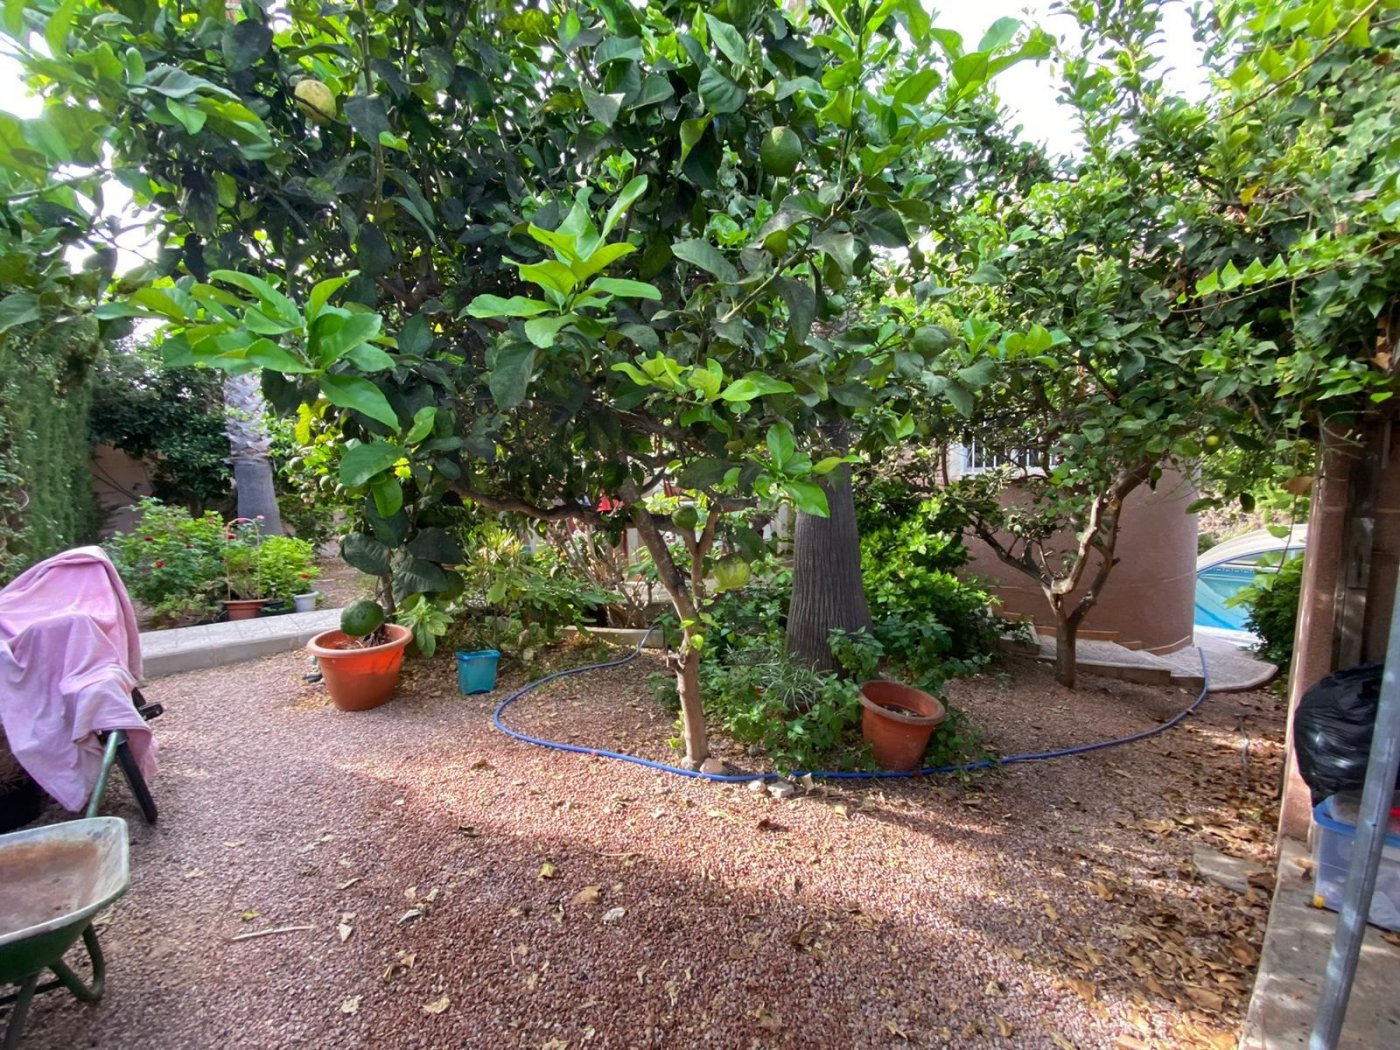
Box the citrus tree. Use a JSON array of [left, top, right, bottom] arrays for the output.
[[1, 0, 1047, 763]]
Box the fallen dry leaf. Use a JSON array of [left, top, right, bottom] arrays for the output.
[[335, 877, 362, 891], [572, 884, 601, 905], [996, 1016, 1014, 1038], [337, 923, 353, 943], [422, 995, 451, 1015], [755, 1006, 783, 1031], [539, 861, 558, 880]]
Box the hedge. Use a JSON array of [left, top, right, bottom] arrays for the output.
[[0, 316, 102, 583]]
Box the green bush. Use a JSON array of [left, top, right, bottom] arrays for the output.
[[106, 499, 227, 624], [89, 340, 230, 513], [1233, 555, 1303, 671], [108, 501, 320, 623], [256, 535, 319, 601], [0, 318, 102, 583]]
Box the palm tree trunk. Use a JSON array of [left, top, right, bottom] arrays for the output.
[[222, 373, 283, 533]]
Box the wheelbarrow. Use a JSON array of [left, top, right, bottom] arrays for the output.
[[0, 817, 129, 1049]]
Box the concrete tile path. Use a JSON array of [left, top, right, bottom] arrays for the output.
[[140, 609, 340, 677], [1035, 630, 1277, 692]]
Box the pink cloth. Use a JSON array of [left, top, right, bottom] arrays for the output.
[[0, 546, 156, 811]]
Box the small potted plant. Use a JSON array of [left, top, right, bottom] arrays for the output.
[[255, 535, 319, 613], [221, 524, 267, 620], [306, 600, 412, 711]]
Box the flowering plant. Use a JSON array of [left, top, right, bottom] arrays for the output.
[[107, 499, 227, 625]]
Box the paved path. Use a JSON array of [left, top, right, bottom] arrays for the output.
[[140, 608, 340, 677], [1241, 839, 1400, 1049], [1035, 630, 1277, 692]]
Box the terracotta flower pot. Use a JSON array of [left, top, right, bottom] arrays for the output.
[[859, 680, 947, 771], [223, 598, 267, 621], [307, 624, 412, 712]]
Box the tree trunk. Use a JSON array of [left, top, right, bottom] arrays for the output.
[[786, 461, 873, 671], [1053, 602, 1078, 689], [222, 373, 284, 533], [621, 480, 709, 766]]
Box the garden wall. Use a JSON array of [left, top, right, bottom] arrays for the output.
[[963, 469, 1199, 654], [0, 317, 102, 583]]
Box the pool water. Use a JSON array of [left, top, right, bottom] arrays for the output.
[[1195, 564, 1258, 631]]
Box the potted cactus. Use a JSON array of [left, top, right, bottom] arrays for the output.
[[306, 600, 412, 711]]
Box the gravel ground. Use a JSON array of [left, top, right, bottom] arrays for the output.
[[9, 645, 1284, 1049]]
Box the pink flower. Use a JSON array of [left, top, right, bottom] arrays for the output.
[[155, 560, 165, 569]]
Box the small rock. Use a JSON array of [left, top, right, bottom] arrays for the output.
[[768, 781, 798, 801], [1192, 845, 1263, 895], [602, 906, 626, 924], [747, 778, 769, 795], [747, 744, 764, 758], [699, 758, 730, 776]]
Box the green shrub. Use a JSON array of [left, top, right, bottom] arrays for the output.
[[257, 535, 319, 601], [1233, 555, 1303, 671], [106, 499, 227, 624], [0, 318, 101, 583], [89, 340, 230, 513]]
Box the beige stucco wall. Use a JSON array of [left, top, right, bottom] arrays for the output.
[[89, 444, 154, 537], [963, 470, 1199, 654]]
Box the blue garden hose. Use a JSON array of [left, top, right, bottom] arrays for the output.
[[491, 630, 1212, 782]]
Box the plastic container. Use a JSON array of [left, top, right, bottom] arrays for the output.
[[457, 649, 500, 695], [1311, 793, 1400, 931]]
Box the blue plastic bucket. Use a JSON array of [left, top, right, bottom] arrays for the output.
[[456, 649, 500, 695]]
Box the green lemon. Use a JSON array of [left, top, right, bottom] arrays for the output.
[[341, 599, 386, 639], [673, 505, 699, 532], [911, 325, 951, 355], [294, 78, 337, 125], [820, 292, 847, 319], [760, 126, 802, 178], [714, 555, 752, 592], [763, 228, 790, 256]]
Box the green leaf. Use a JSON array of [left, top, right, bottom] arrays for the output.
[[581, 86, 624, 127], [488, 341, 536, 409], [0, 291, 41, 335], [344, 95, 391, 141], [524, 315, 572, 348], [307, 276, 352, 322], [516, 259, 579, 296], [600, 174, 648, 238], [45, 0, 79, 57], [245, 341, 315, 374], [978, 16, 1020, 52], [319, 374, 399, 428], [785, 480, 829, 517], [698, 66, 746, 114], [812, 229, 856, 275], [167, 99, 208, 135], [340, 441, 405, 486], [672, 238, 738, 283], [405, 406, 437, 444], [720, 373, 794, 401], [395, 558, 449, 598], [464, 294, 554, 319], [767, 422, 795, 469], [587, 277, 661, 300], [345, 343, 397, 372], [679, 115, 712, 163], [341, 532, 392, 576], [371, 475, 404, 517], [775, 277, 816, 345], [314, 313, 383, 365], [223, 19, 273, 71], [407, 527, 464, 564], [704, 14, 748, 66]]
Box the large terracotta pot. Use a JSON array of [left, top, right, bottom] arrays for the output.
[[859, 680, 947, 771], [307, 624, 412, 712], [223, 598, 266, 621]]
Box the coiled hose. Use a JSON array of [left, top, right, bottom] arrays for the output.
[[491, 631, 1211, 782]]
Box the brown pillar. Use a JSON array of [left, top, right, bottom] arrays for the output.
[[1278, 425, 1359, 839]]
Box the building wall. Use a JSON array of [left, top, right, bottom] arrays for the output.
[[962, 469, 1199, 654], [89, 444, 155, 537]]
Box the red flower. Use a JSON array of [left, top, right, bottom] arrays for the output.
[[144, 536, 154, 542], [298, 573, 311, 579], [154, 560, 165, 569]]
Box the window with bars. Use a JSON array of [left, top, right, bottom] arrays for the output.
[[960, 441, 1038, 475]]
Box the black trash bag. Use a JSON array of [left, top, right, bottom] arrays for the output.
[[1293, 663, 1395, 805]]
